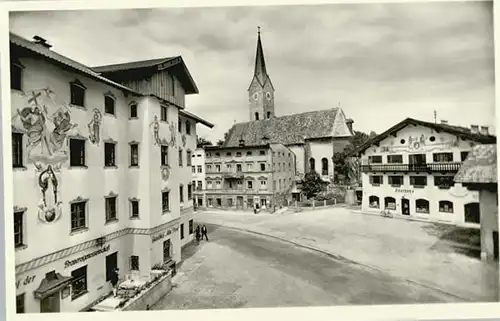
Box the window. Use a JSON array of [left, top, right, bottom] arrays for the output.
[[260, 163, 266, 171], [464, 202, 480, 224], [162, 191, 170, 212], [161, 145, 168, 166], [14, 211, 24, 248], [369, 175, 383, 185], [260, 180, 267, 186], [415, 199, 430, 214], [187, 151, 192, 166], [208, 198, 213, 206], [216, 164, 221, 172], [189, 219, 194, 234], [321, 158, 328, 175], [179, 185, 184, 203], [105, 196, 117, 222], [197, 181, 202, 190], [161, 106, 168, 121], [197, 165, 202, 173], [433, 152, 453, 163], [216, 198, 222, 206], [130, 256, 139, 271], [70, 81, 85, 107], [11, 62, 23, 91], [236, 152, 242, 157], [369, 196, 380, 208], [247, 163, 253, 171], [434, 176, 454, 188], [192, 166, 196, 173], [267, 111, 271, 119], [461, 151, 469, 162], [16, 293, 25, 313], [409, 154, 426, 165], [169, 74, 176, 95], [104, 95, 115, 115], [247, 151, 252, 156], [260, 150, 265, 155], [186, 121, 191, 135], [388, 175, 403, 186], [130, 143, 139, 167], [207, 164, 212, 172], [130, 200, 139, 218], [178, 118, 182, 133], [104, 142, 116, 167], [226, 152, 232, 156], [368, 155, 382, 164], [188, 184, 192, 200], [247, 181, 253, 189], [216, 181, 221, 188], [410, 176, 427, 187], [12, 132, 23, 168], [387, 155, 403, 163], [206, 152, 212, 158], [227, 164, 232, 170], [384, 197, 396, 210], [130, 103, 138, 118], [215, 152, 220, 157], [439, 201, 454, 213], [181, 224, 185, 239], [237, 164, 242, 172], [179, 150, 183, 166], [309, 158, 316, 171], [71, 266, 87, 299], [70, 139, 86, 167], [255, 112, 259, 120], [163, 240, 171, 263], [71, 201, 86, 231]]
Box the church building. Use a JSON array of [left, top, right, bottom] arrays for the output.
[[223, 29, 354, 189]]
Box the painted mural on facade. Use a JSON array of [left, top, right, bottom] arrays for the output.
[[378, 133, 460, 154], [35, 163, 62, 223], [161, 164, 171, 181], [150, 115, 162, 146], [182, 134, 187, 147], [169, 121, 177, 147], [88, 108, 102, 145]]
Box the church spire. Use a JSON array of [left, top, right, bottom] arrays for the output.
[[254, 26, 268, 85]]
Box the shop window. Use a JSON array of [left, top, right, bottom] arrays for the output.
[[189, 219, 194, 234], [70, 201, 87, 232], [12, 132, 23, 168], [130, 143, 139, 167], [369, 175, 383, 186], [104, 95, 115, 115], [105, 196, 117, 223], [161, 105, 168, 121], [104, 142, 116, 167], [70, 80, 86, 107], [368, 155, 382, 164], [388, 175, 403, 187], [71, 266, 88, 300], [161, 145, 168, 166], [369, 196, 380, 208], [387, 155, 403, 163], [464, 202, 480, 224], [16, 293, 25, 313], [384, 197, 396, 210], [70, 139, 86, 167], [439, 201, 454, 213], [14, 211, 24, 248], [162, 191, 170, 212], [410, 176, 427, 187], [130, 103, 138, 118], [130, 255, 140, 271], [433, 152, 453, 163], [415, 199, 430, 214], [181, 224, 185, 239], [130, 200, 139, 218]]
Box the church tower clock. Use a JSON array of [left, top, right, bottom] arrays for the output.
[[248, 27, 275, 121]]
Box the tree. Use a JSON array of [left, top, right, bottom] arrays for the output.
[[196, 136, 212, 148], [298, 171, 328, 199], [216, 139, 225, 146], [333, 130, 375, 184]]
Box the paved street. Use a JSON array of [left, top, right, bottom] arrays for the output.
[[153, 224, 463, 310], [193, 208, 499, 302]]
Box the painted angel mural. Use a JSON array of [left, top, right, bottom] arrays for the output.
[[149, 115, 161, 146], [88, 108, 102, 145], [37, 164, 62, 223], [169, 121, 177, 147]]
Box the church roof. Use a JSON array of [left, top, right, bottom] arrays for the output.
[[248, 28, 274, 91], [224, 108, 350, 147], [455, 144, 497, 184]]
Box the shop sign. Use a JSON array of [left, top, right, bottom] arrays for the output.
[[152, 229, 172, 243], [16, 274, 36, 289], [395, 188, 414, 194], [64, 245, 111, 268]]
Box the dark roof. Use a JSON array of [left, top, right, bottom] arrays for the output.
[[10, 32, 136, 94], [92, 56, 199, 95], [204, 144, 270, 151], [350, 118, 496, 156], [225, 108, 350, 147], [180, 109, 214, 128], [455, 144, 497, 184]]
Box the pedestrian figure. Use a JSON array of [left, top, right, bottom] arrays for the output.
[[110, 268, 119, 297], [195, 225, 201, 243], [201, 225, 209, 241]]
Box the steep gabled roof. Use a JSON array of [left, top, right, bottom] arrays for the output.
[[350, 118, 496, 156], [455, 144, 497, 184], [179, 109, 214, 128], [247, 29, 274, 91], [224, 108, 349, 147]]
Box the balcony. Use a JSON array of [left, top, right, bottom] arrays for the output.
[[205, 188, 270, 194], [221, 171, 245, 179], [361, 162, 463, 173]]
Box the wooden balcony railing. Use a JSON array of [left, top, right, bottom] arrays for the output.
[[361, 162, 463, 173]]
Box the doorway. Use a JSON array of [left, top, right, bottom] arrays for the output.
[[163, 239, 171, 263], [401, 198, 410, 215], [494, 231, 499, 261], [40, 293, 60, 313], [105, 252, 118, 282]]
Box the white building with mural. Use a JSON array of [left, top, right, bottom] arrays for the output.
[[351, 118, 496, 226], [10, 33, 213, 313]]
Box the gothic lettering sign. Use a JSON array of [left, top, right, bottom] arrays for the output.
[[395, 188, 414, 194], [16, 274, 36, 289], [151, 229, 172, 243], [64, 245, 110, 268]]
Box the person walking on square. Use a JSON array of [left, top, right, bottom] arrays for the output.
[[201, 224, 209, 241], [110, 268, 119, 297], [195, 225, 201, 243]]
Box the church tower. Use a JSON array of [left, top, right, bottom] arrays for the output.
[[248, 27, 275, 121]]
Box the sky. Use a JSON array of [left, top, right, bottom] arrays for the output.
[[9, 1, 495, 143]]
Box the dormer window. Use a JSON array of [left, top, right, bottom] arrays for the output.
[[10, 59, 24, 91], [70, 79, 86, 107], [104, 92, 116, 115]]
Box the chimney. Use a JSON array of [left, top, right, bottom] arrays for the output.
[[470, 125, 479, 134], [440, 120, 448, 125], [480, 126, 489, 136], [346, 118, 354, 133], [32, 35, 52, 49]]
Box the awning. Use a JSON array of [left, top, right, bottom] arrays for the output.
[[34, 271, 73, 300]]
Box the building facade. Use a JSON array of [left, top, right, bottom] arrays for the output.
[[203, 143, 296, 211], [353, 118, 496, 226], [223, 30, 354, 186], [10, 33, 212, 313], [191, 147, 206, 208]]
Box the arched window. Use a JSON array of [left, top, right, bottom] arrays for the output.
[[267, 111, 271, 119], [464, 202, 480, 224], [369, 196, 380, 209], [255, 112, 259, 120], [415, 199, 430, 214], [321, 158, 328, 176], [309, 158, 316, 172], [438, 201, 454, 213], [384, 197, 396, 210]]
